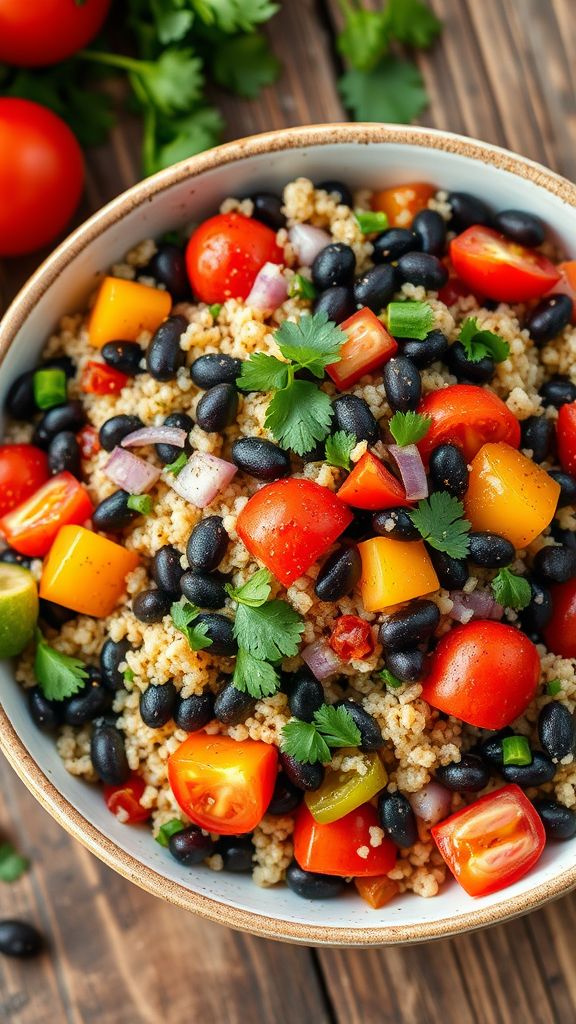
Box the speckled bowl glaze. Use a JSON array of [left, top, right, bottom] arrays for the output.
[[1, 124, 576, 946]]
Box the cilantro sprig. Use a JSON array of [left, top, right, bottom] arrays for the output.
[[325, 431, 357, 470], [491, 568, 532, 611], [170, 602, 213, 651], [389, 411, 431, 447], [409, 492, 472, 560], [281, 704, 362, 765], [458, 318, 510, 364], [34, 631, 88, 702]]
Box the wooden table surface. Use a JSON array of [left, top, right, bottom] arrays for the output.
[[2, 2, 576, 1021]]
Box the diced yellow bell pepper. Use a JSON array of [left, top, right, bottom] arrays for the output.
[[358, 536, 439, 612], [88, 276, 172, 348], [464, 442, 560, 549], [40, 525, 139, 618]]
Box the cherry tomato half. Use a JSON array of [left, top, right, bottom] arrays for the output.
[[0, 471, 93, 557], [186, 212, 283, 304], [417, 384, 521, 463], [0, 444, 49, 517], [329, 615, 374, 661], [431, 785, 545, 897], [372, 182, 435, 228], [0, 0, 111, 66], [326, 307, 397, 390], [422, 620, 540, 730], [543, 580, 576, 659], [557, 401, 576, 477], [337, 451, 408, 511], [104, 774, 150, 825], [236, 478, 353, 586], [80, 361, 129, 395], [294, 802, 397, 877], [450, 226, 560, 302]]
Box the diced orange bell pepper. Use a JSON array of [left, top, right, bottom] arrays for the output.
[[358, 536, 439, 612], [464, 442, 560, 549], [88, 276, 172, 348], [354, 875, 399, 909], [40, 524, 139, 617], [372, 182, 435, 228]]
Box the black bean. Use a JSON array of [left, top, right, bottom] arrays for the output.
[[379, 600, 440, 652], [101, 341, 143, 376], [132, 588, 173, 623], [38, 598, 75, 629], [372, 507, 421, 541], [64, 679, 112, 726], [140, 682, 177, 728], [148, 244, 190, 300], [279, 753, 325, 791], [187, 516, 228, 572], [397, 252, 448, 291], [429, 443, 469, 499], [313, 285, 355, 324], [383, 356, 422, 412], [196, 382, 238, 433], [168, 826, 214, 865], [47, 431, 81, 476], [519, 581, 553, 637], [500, 751, 556, 786], [493, 209, 545, 247], [6, 370, 36, 419], [33, 400, 84, 448], [174, 692, 214, 732], [0, 920, 43, 959], [92, 490, 138, 532], [195, 613, 237, 656], [533, 545, 576, 584], [412, 209, 447, 256], [267, 772, 302, 815], [214, 681, 255, 725], [384, 647, 425, 682], [90, 724, 130, 785], [448, 191, 493, 231], [100, 639, 132, 692], [98, 414, 144, 453], [180, 570, 227, 609], [435, 754, 490, 792], [378, 792, 418, 848], [479, 727, 514, 768], [334, 699, 384, 751], [373, 228, 419, 263], [155, 411, 194, 465], [549, 470, 576, 508], [286, 862, 344, 899], [315, 179, 353, 207], [231, 437, 291, 481], [315, 545, 361, 602], [468, 532, 516, 568], [251, 191, 286, 230], [28, 687, 61, 732], [520, 415, 554, 463], [332, 394, 379, 444], [526, 295, 573, 345], [145, 315, 187, 381], [152, 545, 184, 595], [447, 341, 494, 384], [400, 329, 449, 369], [0, 548, 32, 569], [190, 354, 243, 389], [540, 376, 576, 409], [353, 264, 397, 313], [285, 669, 324, 723], [538, 702, 575, 760], [312, 243, 356, 290], [533, 798, 576, 841], [428, 549, 468, 590], [218, 836, 254, 873]]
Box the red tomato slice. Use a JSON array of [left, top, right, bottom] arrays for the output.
[[236, 478, 352, 586], [327, 308, 398, 390], [547, 261, 576, 324], [557, 401, 576, 476], [294, 803, 397, 877], [168, 733, 278, 835], [81, 361, 128, 395], [104, 774, 150, 824], [422, 620, 540, 730], [329, 615, 374, 661], [337, 451, 408, 511], [450, 226, 560, 302], [186, 212, 283, 304], [543, 580, 576, 659], [417, 384, 521, 463], [0, 444, 49, 517], [0, 471, 93, 556], [372, 183, 435, 228], [432, 785, 545, 897]]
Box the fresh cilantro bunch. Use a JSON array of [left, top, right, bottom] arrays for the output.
[[237, 312, 346, 455], [409, 492, 472, 559], [34, 631, 89, 701], [281, 704, 361, 765], [458, 318, 510, 363]]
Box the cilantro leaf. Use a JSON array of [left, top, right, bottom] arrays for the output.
[[145, 107, 224, 174], [312, 704, 361, 748], [339, 56, 428, 124], [233, 600, 304, 661], [288, 274, 316, 301], [137, 48, 205, 115], [212, 32, 280, 98], [409, 492, 471, 559], [170, 601, 213, 651], [151, 3, 194, 44], [226, 568, 272, 608], [389, 411, 432, 447], [281, 720, 331, 765], [232, 648, 280, 698], [458, 318, 510, 364], [325, 431, 356, 471], [237, 353, 290, 393], [193, 0, 279, 33], [491, 568, 532, 611], [266, 380, 333, 455], [0, 843, 29, 884], [34, 634, 88, 702], [336, 7, 390, 72], [384, 0, 442, 49], [155, 819, 186, 848], [274, 311, 345, 378]]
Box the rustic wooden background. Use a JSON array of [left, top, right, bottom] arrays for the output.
[[2, 1, 576, 1021]]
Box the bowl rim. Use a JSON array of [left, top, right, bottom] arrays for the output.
[[2, 121, 576, 946]]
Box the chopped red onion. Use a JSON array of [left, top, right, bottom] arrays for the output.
[[246, 262, 288, 311], [104, 447, 160, 494], [301, 639, 342, 680], [168, 451, 237, 508], [388, 444, 428, 501], [288, 224, 331, 267], [408, 782, 452, 825], [121, 426, 187, 449], [449, 589, 504, 623]]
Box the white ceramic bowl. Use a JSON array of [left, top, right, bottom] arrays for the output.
[[1, 124, 576, 946]]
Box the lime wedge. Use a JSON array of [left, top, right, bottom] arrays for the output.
[[0, 564, 39, 658]]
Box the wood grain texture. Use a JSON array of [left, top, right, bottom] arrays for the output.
[[2, 2, 576, 1021]]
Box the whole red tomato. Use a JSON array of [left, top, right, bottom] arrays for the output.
[[0, 444, 49, 517], [0, 99, 84, 256], [0, 0, 111, 66], [186, 212, 284, 304]]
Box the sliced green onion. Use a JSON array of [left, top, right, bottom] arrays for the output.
[[209, 303, 222, 319], [355, 209, 388, 234], [165, 451, 187, 476], [155, 819, 186, 848], [380, 668, 403, 689], [123, 668, 134, 683], [547, 679, 563, 697], [33, 367, 67, 410], [387, 301, 435, 341], [126, 493, 153, 515], [288, 273, 317, 301], [502, 735, 532, 766]]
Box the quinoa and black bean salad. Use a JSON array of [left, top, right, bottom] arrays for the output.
[[3, 176, 576, 906]]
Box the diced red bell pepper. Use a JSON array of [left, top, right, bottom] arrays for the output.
[[337, 451, 407, 511], [81, 360, 129, 395], [327, 308, 398, 390]]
